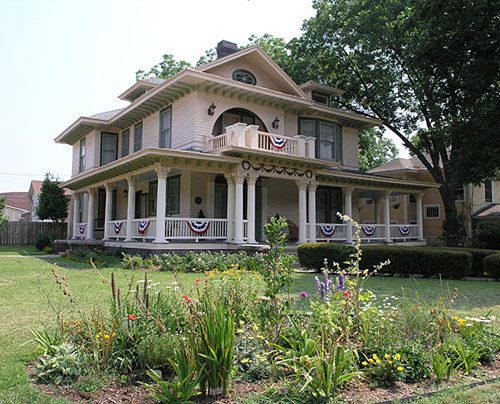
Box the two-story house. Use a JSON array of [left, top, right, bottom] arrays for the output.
[[56, 41, 437, 251]]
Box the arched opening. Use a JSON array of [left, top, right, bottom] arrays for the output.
[[212, 108, 268, 136]]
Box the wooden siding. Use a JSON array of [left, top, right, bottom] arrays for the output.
[[342, 127, 359, 170], [0, 222, 67, 245]]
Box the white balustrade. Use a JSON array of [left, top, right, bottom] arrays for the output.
[[119, 218, 157, 241], [257, 131, 297, 155], [358, 224, 385, 241], [315, 223, 348, 242], [75, 222, 87, 239], [209, 134, 227, 150], [165, 218, 227, 240], [390, 224, 419, 240], [106, 220, 127, 240]]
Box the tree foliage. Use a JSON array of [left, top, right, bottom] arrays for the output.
[[0, 196, 7, 230], [358, 129, 399, 172], [290, 0, 499, 244], [136, 54, 192, 81], [36, 174, 70, 222]]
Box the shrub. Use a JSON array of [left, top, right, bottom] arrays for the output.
[[297, 243, 472, 279], [66, 247, 118, 266], [434, 247, 499, 277], [35, 343, 82, 385], [474, 223, 500, 250], [35, 232, 55, 251], [483, 254, 500, 279], [137, 334, 180, 375]]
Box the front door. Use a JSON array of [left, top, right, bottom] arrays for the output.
[[316, 186, 342, 223]]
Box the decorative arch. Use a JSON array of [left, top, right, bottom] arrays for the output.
[[212, 108, 268, 136]]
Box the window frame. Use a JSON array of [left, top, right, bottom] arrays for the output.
[[159, 106, 172, 149], [484, 179, 493, 203], [298, 117, 343, 163], [148, 180, 158, 216], [424, 204, 441, 220], [312, 92, 330, 106], [121, 129, 130, 158], [232, 69, 256, 85], [134, 122, 143, 152], [79, 138, 86, 173], [100, 132, 118, 166], [454, 185, 465, 202], [166, 175, 180, 215]]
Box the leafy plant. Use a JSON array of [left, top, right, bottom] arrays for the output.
[[361, 353, 405, 387], [35, 343, 82, 385], [137, 334, 180, 375], [30, 327, 62, 356], [34, 232, 55, 251], [431, 349, 454, 383], [449, 342, 486, 375]]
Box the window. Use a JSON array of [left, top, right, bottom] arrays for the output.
[[121, 129, 130, 157], [316, 186, 342, 223], [100, 132, 118, 166], [232, 69, 256, 85], [159, 107, 172, 148], [148, 181, 158, 216], [299, 118, 342, 162], [485, 180, 493, 203], [167, 175, 180, 215], [424, 204, 440, 219], [363, 198, 374, 206], [409, 194, 416, 204], [312, 92, 329, 106], [455, 185, 465, 202], [79, 138, 86, 172], [134, 123, 143, 152], [389, 195, 398, 204]]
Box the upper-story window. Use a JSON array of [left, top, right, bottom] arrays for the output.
[[485, 179, 493, 203], [121, 129, 130, 157], [159, 107, 172, 148], [100, 132, 118, 166], [134, 123, 143, 152], [454, 185, 465, 202], [299, 118, 343, 162], [312, 92, 330, 106], [79, 138, 86, 173], [232, 69, 256, 85]]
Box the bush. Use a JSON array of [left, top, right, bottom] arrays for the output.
[[297, 243, 472, 279], [474, 223, 500, 250], [66, 247, 118, 266], [137, 334, 180, 375], [34, 232, 55, 251], [434, 247, 499, 277], [483, 254, 500, 279]]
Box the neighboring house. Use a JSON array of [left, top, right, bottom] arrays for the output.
[[0, 192, 30, 222], [27, 180, 72, 222], [360, 156, 499, 244], [56, 41, 437, 250]]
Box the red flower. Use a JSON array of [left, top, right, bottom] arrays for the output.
[[127, 314, 136, 321], [183, 296, 192, 303], [196, 278, 201, 284], [342, 291, 349, 298]]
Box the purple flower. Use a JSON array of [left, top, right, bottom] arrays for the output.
[[300, 291, 308, 299], [338, 273, 345, 292], [315, 276, 321, 294]]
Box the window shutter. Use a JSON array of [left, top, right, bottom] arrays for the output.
[[336, 125, 343, 163]]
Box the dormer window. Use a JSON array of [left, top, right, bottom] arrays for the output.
[[232, 69, 256, 85], [312, 92, 330, 106]]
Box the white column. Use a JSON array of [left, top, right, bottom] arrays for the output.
[[206, 173, 216, 218], [296, 179, 308, 244], [125, 176, 137, 242], [72, 193, 80, 239], [246, 174, 258, 244], [403, 194, 409, 224], [247, 125, 259, 149], [344, 187, 354, 243], [416, 192, 425, 241], [233, 123, 247, 147], [225, 174, 235, 242], [295, 135, 306, 157], [103, 182, 114, 240], [233, 173, 245, 243], [86, 188, 96, 240], [383, 191, 392, 243], [374, 197, 381, 224], [154, 166, 170, 243], [308, 180, 318, 242]]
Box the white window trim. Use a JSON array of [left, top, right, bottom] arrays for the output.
[[363, 198, 374, 206], [424, 204, 441, 220], [484, 180, 494, 203], [455, 186, 465, 202]]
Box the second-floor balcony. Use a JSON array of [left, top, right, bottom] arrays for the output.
[[205, 122, 316, 159]]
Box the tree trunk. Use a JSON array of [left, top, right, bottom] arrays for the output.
[[439, 183, 466, 246]]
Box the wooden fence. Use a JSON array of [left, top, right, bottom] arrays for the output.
[[0, 222, 67, 245]]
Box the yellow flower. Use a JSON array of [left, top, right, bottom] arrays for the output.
[[376, 359, 381, 364], [362, 361, 368, 366], [394, 354, 401, 360], [373, 354, 378, 360], [241, 358, 251, 364], [397, 367, 403, 371], [368, 358, 374, 364], [388, 360, 392, 365], [385, 354, 391, 360]]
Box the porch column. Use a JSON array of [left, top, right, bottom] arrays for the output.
[[416, 192, 425, 241], [72, 192, 79, 239], [103, 182, 114, 240], [308, 180, 318, 242], [124, 176, 137, 242], [374, 197, 381, 224], [383, 191, 392, 243], [344, 187, 354, 243], [206, 173, 216, 218], [296, 179, 308, 244], [86, 188, 96, 240], [403, 194, 409, 224], [154, 166, 170, 243], [246, 174, 258, 244], [233, 173, 245, 243], [224, 174, 235, 242]]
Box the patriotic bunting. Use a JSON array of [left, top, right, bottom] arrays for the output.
[[187, 220, 210, 234], [138, 221, 150, 234], [399, 226, 411, 236], [269, 136, 287, 149], [320, 225, 336, 237], [79, 224, 86, 234], [114, 222, 123, 234], [362, 226, 376, 237]]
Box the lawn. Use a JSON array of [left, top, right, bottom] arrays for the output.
[[0, 245, 47, 255], [0, 254, 498, 403]]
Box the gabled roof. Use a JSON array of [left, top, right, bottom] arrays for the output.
[[196, 45, 308, 99], [300, 81, 345, 97], [0, 192, 30, 211], [472, 203, 500, 218], [369, 156, 427, 174], [118, 78, 166, 102], [28, 180, 71, 199]]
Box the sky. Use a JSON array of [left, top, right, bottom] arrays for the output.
[[0, 0, 406, 193]]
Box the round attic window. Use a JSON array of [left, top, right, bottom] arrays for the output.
[[232, 69, 256, 85]]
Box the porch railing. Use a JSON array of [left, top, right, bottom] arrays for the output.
[[315, 223, 419, 242], [315, 223, 348, 242], [74, 222, 87, 239], [106, 220, 127, 240], [129, 218, 156, 240], [390, 224, 419, 240], [165, 218, 228, 240], [257, 131, 297, 155], [358, 224, 386, 242]]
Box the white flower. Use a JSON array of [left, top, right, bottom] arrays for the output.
[[152, 282, 160, 287], [170, 282, 179, 285], [137, 280, 145, 283]]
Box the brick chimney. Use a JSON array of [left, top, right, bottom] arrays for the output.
[[216, 40, 238, 59]]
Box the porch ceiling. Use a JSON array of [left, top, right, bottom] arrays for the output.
[[62, 148, 241, 191]]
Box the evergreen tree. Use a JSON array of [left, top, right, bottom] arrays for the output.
[[36, 174, 70, 222], [0, 196, 7, 230]]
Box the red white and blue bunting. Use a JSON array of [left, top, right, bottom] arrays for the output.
[[187, 220, 210, 234], [114, 222, 123, 234], [399, 226, 411, 236], [269, 136, 287, 149], [138, 221, 150, 234], [362, 226, 376, 237], [320, 225, 336, 237], [79, 224, 86, 234]]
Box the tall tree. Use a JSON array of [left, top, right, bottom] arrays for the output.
[[0, 196, 7, 230], [136, 54, 192, 81], [358, 129, 399, 172], [291, 0, 499, 244], [36, 174, 70, 222]]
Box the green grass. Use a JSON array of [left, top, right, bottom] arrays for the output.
[[0, 245, 46, 255], [410, 380, 500, 403], [0, 256, 498, 403]]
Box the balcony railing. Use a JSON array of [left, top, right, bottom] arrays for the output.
[[205, 122, 315, 158], [315, 223, 420, 242]]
